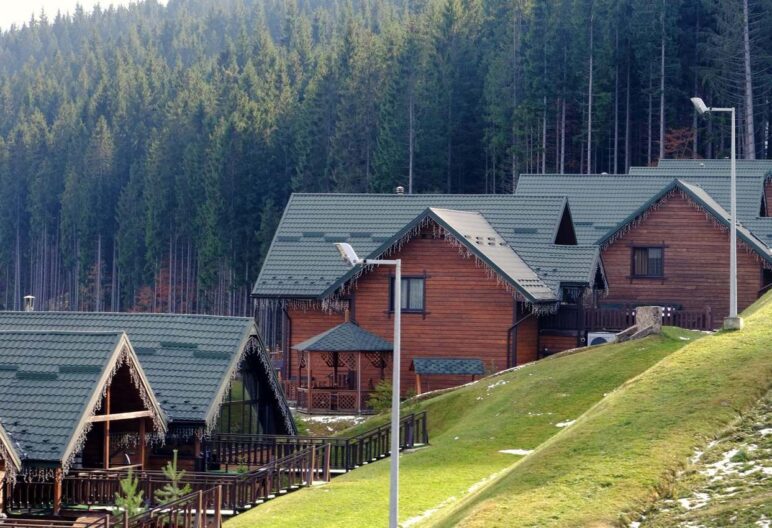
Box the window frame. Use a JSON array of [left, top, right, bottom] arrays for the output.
[[630, 245, 665, 279], [388, 275, 427, 314]]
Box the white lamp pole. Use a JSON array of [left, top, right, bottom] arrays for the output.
[[335, 243, 402, 527], [690, 98, 743, 330]]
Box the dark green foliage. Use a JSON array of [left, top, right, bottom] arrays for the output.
[[0, 0, 769, 314], [154, 450, 193, 505], [113, 469, 145, 517]]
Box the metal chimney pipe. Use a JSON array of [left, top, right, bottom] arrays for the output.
[[24, 295, 35, 312]]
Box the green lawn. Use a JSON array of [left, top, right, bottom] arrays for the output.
[[226, 326, 700, 528], [430, 294, 772, 527]]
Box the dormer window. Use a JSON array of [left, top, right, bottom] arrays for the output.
[[554, 206, 578, 245]]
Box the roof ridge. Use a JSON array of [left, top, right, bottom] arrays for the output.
[[0, 311, 251, 321], [0, 330, 124, 336]]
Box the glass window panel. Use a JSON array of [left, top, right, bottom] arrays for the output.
[[400, 279, 409, 309], [409, 279, 424, 310]]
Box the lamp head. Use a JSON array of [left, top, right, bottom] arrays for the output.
[[691, 97, 709, 115], [335, 242, 363, 266]]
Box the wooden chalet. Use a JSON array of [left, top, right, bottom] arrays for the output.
[[0, 313, 295, 486], [0, 330, 165, 515], [515, 159, 772, 320], [254, 195, 605, 413]]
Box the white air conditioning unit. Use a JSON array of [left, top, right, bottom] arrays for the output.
[[587, 332, 617, 346]]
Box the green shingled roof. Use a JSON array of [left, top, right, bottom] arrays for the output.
[[517, 160, 772, 247], [254, 194, 598, 302], [410, 358, 485, 376], [0, 331, 162, 468], [0, 312, 293, 434], [294, 322, 392, 352]]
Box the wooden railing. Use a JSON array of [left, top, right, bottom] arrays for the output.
[[295, 387, 373, 414], [120, 486, 222, 528], [541, 305, 714, 333], [5, 445, 331, 515], [0, 519, 108, 528], [207, 411, 428, 473]]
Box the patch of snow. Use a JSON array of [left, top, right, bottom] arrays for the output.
[[300, 415, 366, 424], [759, 428, 772, 436], [555, 419, 575, 428], [486, 379, 509, 391], [757, 515, 771, 528], [678, 492, 711, 510], [498, 449, 532, 456], [454, 436, 460, 441], [679, 336, 691, 341]]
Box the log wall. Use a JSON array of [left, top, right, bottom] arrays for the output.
[[601, 193, 763, 320]]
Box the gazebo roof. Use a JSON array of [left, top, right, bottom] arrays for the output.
[[293, 322, 393, 352], [410, 358, 485, 376]]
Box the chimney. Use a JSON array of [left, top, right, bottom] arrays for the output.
[[395, 186, 405, 195], [24, 295, 35, 312]]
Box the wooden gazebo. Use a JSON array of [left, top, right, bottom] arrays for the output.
[[293, 321, 392, 414]]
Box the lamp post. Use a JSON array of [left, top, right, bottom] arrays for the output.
[[690, 97, 743, 330], [335, 242, 402, 527]]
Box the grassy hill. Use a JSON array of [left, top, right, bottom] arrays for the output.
[[226, 327, 701, 528], [431, 293, 772, 527], [639, 392, 771, 527]]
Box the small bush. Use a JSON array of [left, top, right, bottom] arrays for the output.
[[367, 379, 393, 414]]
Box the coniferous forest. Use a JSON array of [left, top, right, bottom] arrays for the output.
[[0, 0, 770, 314]]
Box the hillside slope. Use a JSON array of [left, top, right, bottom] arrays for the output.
[[431, 293, 772, 527], [640, 392, 771, 527], [226, 327, 700, 528]]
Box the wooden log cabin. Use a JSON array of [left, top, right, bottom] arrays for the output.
[[0, 312, 295, 489], [0, 330, 166, 515], [515, 159, 772, 321], [254, 195, 605, 413]]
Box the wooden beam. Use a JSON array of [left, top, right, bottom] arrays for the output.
[[103, 385, 111, 470], [53, 467, 62, 515], [138, 418, 146, 470], [89, 410, 153, 423], [415, 374, 422, 395]]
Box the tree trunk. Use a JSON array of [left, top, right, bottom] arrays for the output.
[[659, 0, 666, 161], [625, 60, 631, 172], [587, 7, 594, 174], [613, 29, 619, 174], [648, 64, 653, 165], [742, 0, 755, 159]]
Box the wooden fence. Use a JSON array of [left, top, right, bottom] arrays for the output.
[[206, 411, 429, 472], [543, 305, 715, 333], [6, 444, 330, 515]]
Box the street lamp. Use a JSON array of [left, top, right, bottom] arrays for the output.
[[335, 242, 403, 527], [690, 97, 743, 330]]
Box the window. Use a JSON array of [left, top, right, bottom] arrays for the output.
[[390, 277, 425, 312], [632, 247, 664, 278]]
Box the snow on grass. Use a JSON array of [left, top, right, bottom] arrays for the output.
[[555, 419, 575, 428], [300, 415, 367, 424], [498, 449, 532, 456]]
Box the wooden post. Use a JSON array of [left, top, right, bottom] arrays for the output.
[[306, 352, 312, 412], [215, 485, 222, 528], [103, 384, 111, 470], [197, 490, 204, 528], [415, 374, 422, 395], [310, 446, 316, 484], [138, 418, 146, 470], [53, 467, 63, 515], [325, 444, 332, 482], [356, 352, 362, 413], [123, 510, 129, 528]]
